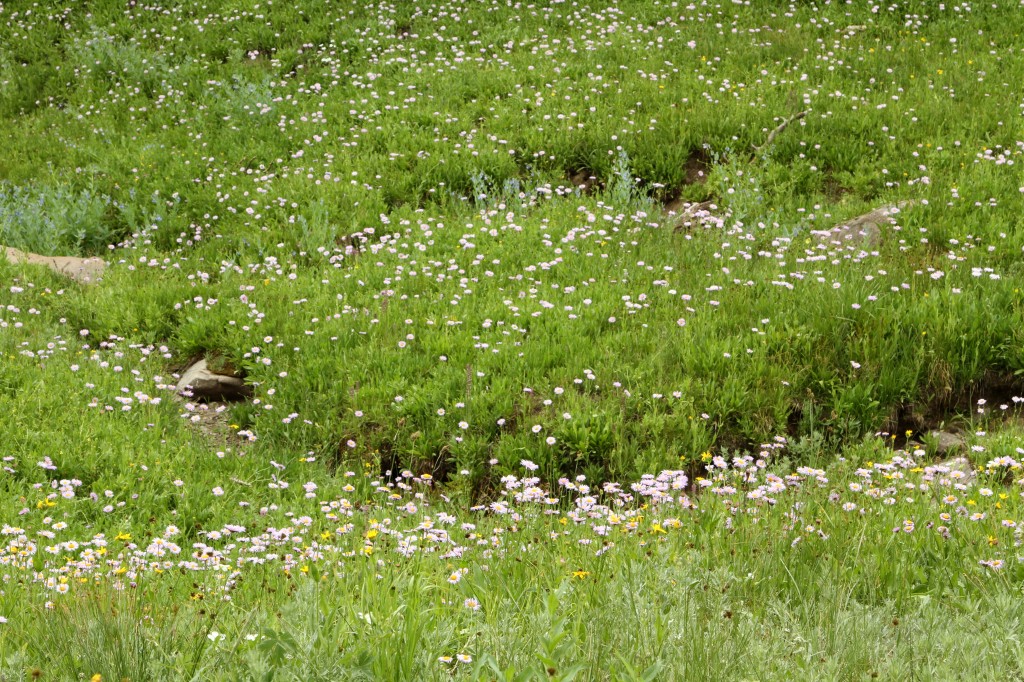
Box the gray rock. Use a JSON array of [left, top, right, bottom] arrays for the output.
[[667, 200, 723, 231], [926, 456, 976, 484], [925, 430, 966, 456], [175, 359, 250, 402], [813, 201, 915, 248], [4, 246, 106, 284]]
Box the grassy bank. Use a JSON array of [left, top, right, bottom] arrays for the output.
[[2, 0, 1024, 679]]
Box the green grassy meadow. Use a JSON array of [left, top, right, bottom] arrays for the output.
[[3, 0, 1024, 679]]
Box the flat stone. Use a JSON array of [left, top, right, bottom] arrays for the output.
[[4, 246, 106, 284], [813, 201, 915, 248], [175, 359, 250, 402]]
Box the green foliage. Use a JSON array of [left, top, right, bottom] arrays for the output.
[[0, 182, 122, 255], [2, 1, 1024, 678]]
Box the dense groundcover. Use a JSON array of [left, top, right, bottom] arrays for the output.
[[3, 1, 1024, 679]]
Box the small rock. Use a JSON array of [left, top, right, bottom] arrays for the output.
[[4, 246, 106, 284], [813, 201, 915, 248], [176, 359, 250, 402], [569, 170, 601, 195], [927, 456, 976, 483], [667, 199, 723, 230]]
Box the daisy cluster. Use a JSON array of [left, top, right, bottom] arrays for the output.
[[3, 439, 1024, 620]]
